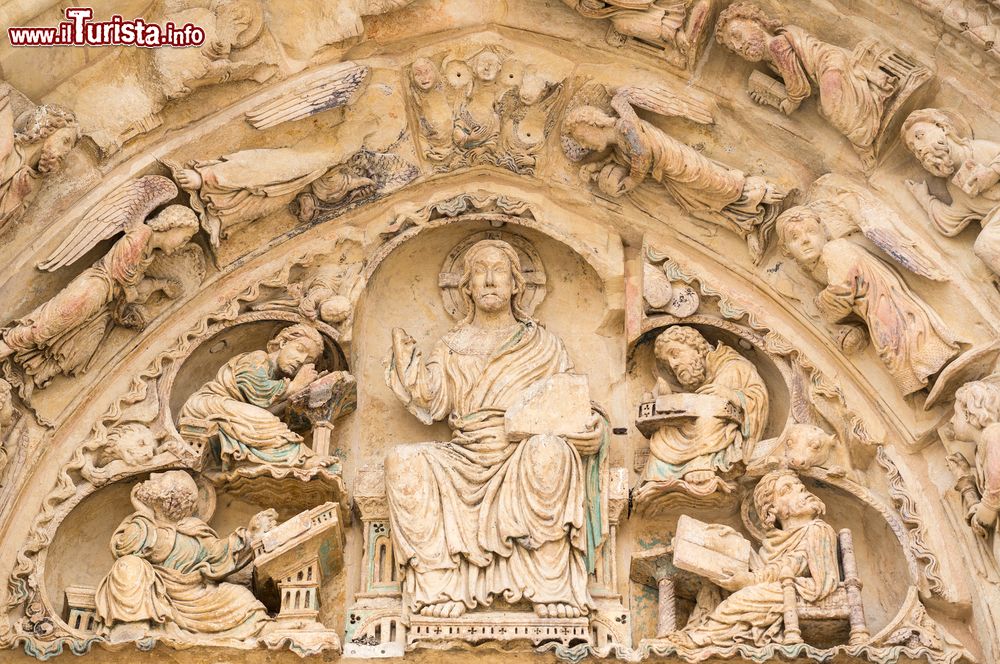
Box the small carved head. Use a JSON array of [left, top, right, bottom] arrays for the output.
[[783, 422, 835, 471], [715, 2, 780, 62], [459, 240, 529, 323], [102, 423, 159, 467], [902, 109, 972, 178], [754, 469, 825, 529], [267, 323, 324, 376], [563, 105, 616, 153], [654, 326, 713, 390], [15, 104, 79, 174], [952, 380, 1000, 442], [411, 57, 440, 91], [776, 205, 828, 269], [210, 0, 265, 49], [148, 205, 200, 255], [472, 51, 502, 82], [133, 471, 199, 523]]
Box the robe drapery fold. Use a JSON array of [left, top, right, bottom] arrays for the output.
[[645, 344, 768, 482], [178, 350, 313, 466], [95, 513, 268, 639], [816, 239, 958, 395], [385, 320, 607, 613], [683, 519, 840, 647]]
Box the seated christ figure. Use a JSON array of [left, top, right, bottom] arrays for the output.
[[384, 240, 608, 620]]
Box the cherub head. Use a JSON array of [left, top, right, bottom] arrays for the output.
[[754, 469, 825, 530], [715, 2, 781, 62], [952, 380, 1000, 443], [147, 205, 199, 255], [133, 471, 199, 523], [563, 105, 617, 153], [783, 422, 835, 471], [15, 104, 79, 174], [776, 205, 828, 270], [411, 57, 440, 91], [654, 326, 713, 390], [459, 240, 530, 324], [472, 51, 502, 82], [267, 324, 324, 377], [902, 108, 973, 179]]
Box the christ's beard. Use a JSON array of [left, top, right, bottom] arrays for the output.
[[37, 148, 62, 174]]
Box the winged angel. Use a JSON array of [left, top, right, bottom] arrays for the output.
[[562, 84, 785, 262], [173, 63, 408, 246], [774, 174, 959, 395], [0, 176, 201, 390]]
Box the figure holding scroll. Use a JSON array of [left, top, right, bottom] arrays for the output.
[[672, 469, 840, 648], [178, 324, 336, 468], [637, 326, 769, 499], [384, 239, 609, 620], [95, 471, 276, 642]]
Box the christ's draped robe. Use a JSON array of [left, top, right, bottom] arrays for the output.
[[682, 518, 840, 647], [178, 350, 312, 466], [385, 319, 607, 613], [95, 512, 269, 639], [815, 239, 958, 395], [0, 142, 37, 229], [644, 343, 769, 492]]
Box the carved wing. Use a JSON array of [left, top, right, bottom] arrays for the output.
[[616, 86, 714, 125], [245, 63, 370, 130], [38, 175, 177, 272], [811, 174, 949, 282]]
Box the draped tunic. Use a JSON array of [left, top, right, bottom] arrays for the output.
[[95, 513, 268, 639], [178, 350, 310, 466], [684, 519, 840, 647], [385, 320, 607, 612], [815, 239, 958, 395], [645, 344, 768, 485], [2, 225, 153, 387]]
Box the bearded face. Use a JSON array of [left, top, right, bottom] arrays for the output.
[[771, 475, 825, 524], [37, 127, 77, 174], [907, 121, 956, 177], [658, 341, 708, 389]]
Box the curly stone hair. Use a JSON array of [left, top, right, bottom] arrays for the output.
[[266, 323, 324, 359], [955, 380, 1000, 430], [754, 468, 799, 529], [134, 471, 198, 522], [901, 108, 973, 152], [15, 104, 79, 145], [716, 1, 781, 39], [654, 325, 712, 359], [147, 205, 200, 232], [775, 205, 826, 250]]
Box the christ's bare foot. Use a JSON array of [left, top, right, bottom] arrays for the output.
[[419, 600, 465, 618], [534, 602, 582, 618]]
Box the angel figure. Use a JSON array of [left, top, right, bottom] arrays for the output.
[[561, 0, 713, 69], [172, 65, 384, 247], [495, 67, 561, 174], [562, 85, 785, 262], [715, 2, 928, 172], [450, 50, 505, 161], [0, 176, 200, 389], [775, 176, 959, 395], [0, 86, 79, 232]]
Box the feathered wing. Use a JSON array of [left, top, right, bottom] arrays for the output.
[[616, 86, 714, 125], [38, 175, 177, 272], [245, 63, 370, 130], [811, 174, 949, 282]]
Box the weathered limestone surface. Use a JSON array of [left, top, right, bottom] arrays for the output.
[[0, 1, 998, 663]]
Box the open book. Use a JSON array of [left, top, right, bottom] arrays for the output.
[[672, 514, 752, 586]]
